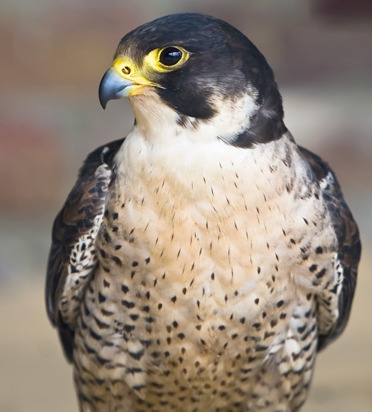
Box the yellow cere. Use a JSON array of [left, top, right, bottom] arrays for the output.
[[111, 46, 189, 96], [112, 56, 158, 92]]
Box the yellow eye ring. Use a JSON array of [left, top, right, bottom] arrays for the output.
[[144, 46, 190, 73]]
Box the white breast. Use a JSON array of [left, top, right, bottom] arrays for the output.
[[109, 121, 324, 308]]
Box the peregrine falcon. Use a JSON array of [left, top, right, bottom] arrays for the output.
[[46, 13, 361, 412]]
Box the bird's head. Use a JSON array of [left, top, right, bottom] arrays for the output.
[[99, 13, 286, 147]]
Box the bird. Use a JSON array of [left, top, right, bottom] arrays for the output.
[[45, 12, 361, 412]]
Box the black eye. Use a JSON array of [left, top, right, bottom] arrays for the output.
[[159, 47, 183, 66]]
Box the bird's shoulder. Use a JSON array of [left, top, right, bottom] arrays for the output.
[[45, 138, 124, 361], [299, 146, 361, 350]]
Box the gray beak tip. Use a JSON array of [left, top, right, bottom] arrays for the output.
[[98, 67, 132, 110]]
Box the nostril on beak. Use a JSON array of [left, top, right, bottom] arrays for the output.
[[122, 66, 131, 75]]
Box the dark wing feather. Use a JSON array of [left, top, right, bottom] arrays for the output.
[[299, 147, 361, 351], [45, 138, 124, 361]]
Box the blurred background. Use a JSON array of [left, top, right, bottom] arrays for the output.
[[0, 0, 371, 410]]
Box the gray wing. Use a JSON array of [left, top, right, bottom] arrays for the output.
[[45, 138, 124, 362], [299, 147, 361, 351]]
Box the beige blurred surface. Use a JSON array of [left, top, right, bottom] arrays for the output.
[[1, 0, 371, 410]]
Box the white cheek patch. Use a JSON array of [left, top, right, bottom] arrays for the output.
[[129, 85, 259, 146], [206, 90, 259, 143]]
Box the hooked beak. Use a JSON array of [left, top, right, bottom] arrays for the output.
[[99, 57, 162, 109], [98, 67, 137, 109]]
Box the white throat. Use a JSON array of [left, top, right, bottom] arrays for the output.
[[128, 87, 259, 146], [113, 87, 299, 220]]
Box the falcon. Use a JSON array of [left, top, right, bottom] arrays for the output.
[[46, 13, 361, 412]]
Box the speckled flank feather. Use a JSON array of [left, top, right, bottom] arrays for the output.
[[46, 139, 124, 360], [298, 147, 360, 350], [45, 12, 360, 412]]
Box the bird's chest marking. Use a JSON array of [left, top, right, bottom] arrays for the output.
[[97, 162, 292, 295], [93, 161, 311, 360], [77, 138, 338, 408], [94, 137, 333, 336]]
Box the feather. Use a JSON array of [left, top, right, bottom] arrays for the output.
[[45, 138, 124, 361]]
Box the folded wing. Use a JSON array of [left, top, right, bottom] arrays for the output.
[[299, 147, 361, 351], [45, 138, 124, 361]]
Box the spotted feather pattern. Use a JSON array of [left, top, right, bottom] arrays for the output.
[[299, 147, 361, 350], [45, 138, 124, 361], [45, 134, 361, 411]]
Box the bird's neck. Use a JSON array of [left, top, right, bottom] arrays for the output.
[[129, 88, 262, 146], [119, 90, 297, 208], [115, 118, 298, 213]]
